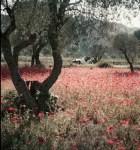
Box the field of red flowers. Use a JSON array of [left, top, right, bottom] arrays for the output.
[[1, 65, 140, 150]]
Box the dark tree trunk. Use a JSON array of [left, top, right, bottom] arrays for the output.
[[35, 53, 41, 65], [31, 42, 45, 67], [37, 1, 63, 111], [31, 44, 37, 66], [31, 55, 35, 67], [38, 50, 62, 111], [38, 43, 62, 111], [1, 35, 36, 108], [121, 49, 134, 73], [40, 51, 62, 93], [129, 62, 134, 73], [35, 45, 43, 65], [13, 50, 19, 67], [1, 4, 37, 110]]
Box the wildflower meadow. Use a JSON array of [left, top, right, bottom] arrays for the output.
[[1, 65, 140, 150]]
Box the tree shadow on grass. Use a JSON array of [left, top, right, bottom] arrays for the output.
[[113, 71, 139, 77]]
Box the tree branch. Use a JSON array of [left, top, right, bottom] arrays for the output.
[[3, 0, 19, 36], [13, 33, 36, 54], [5, 0, 9, 7]]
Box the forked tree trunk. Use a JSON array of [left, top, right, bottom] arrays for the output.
[[37, 1, 63, 111], [2, 0, 67, 112], [1, 35, 36, 108], [37, 49, 62, 111]]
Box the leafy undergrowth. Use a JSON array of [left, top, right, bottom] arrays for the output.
[[1, 66, 140, 150]]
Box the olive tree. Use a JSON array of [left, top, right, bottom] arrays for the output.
[[113, 33, 139, 72], [1, 0, 83, 112], [11, 0, 49, 67]]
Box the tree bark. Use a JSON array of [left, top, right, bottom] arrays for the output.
[[121, 49, 134, 72], [1, 3, 37, 109], [37, 1, 63, 111], [31, 44, 38, 66], [129, 63, 134, 73], [1, 35, 36, 108], [35, 44, 44, 65], [40, 51, 62, 93], [13, 50, 19, 67], [37, 50, 62, 111], [31, 42, 45, 66], [38, 27, 62, 111], [35, 53, 41, 65]]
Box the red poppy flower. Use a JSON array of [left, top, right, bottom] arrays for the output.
[[6, 107, 16, 113], [137, 145, 140, 150], [71, 144, 78, 150], [117, 146, 126, 150], [38, 137, 45, 144], [106, 125, 113, 133], [120, 119, 129, 125], [0, 100, 5, 104], [137, 128, 140, 132], [106, 139, 114, 145], [79, 117, 89, 124], [38, 112, 45, 119], [48, 112, 55, 116]]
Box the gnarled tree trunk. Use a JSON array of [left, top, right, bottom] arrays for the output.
[[37, 1, 63, 111], [1, 35, 36, 108], [37, 50, 62, 111], [37, 29, 63, 111], [1, 3, 37, 109]]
